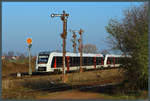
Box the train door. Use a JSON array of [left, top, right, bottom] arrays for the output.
[[67, 56, 70, 72], [94, 57, 96, 69], [107, 57, 110, 67], [113, 57, 115, 67]]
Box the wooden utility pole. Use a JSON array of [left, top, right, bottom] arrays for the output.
[[78, 29, 84, 73], [51, 10, 69, 83]]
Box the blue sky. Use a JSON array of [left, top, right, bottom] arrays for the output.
[[2, 2, 143, 55]]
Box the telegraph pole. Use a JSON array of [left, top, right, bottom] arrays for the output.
[[51, 10, 69, 83], [70, 30, 77, 53], [78, 29, 84, 73]]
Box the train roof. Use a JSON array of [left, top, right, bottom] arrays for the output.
[[105, 54, 131, 57], [38, 51, 130, 57], [50, 52, 103, 57], [39, 51, 51, 54]]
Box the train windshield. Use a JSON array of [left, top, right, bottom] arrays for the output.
[[38, 54, 49, 64]]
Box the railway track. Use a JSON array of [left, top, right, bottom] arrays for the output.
[[2, 66, 122, 80], [2, 67, 124, 99], [4, 79, 121, 94]]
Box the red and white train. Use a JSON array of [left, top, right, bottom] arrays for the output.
[[35, 51, 128, 72]]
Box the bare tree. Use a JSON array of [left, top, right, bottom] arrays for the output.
[[8, 51, 14, 58], [2, 52, 8, 60], [100, 49, 109, 55], [83, 44, 98, 53], [16, 52, 26, 59], [3, 52, 8, 56], [105, 3, 148, 90]]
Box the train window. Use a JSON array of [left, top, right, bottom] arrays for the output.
[[78, 57, 80, 66], [96, 57, 100, 65], [107, 57, 109, 64], [116, 57, 123, 64], [113, 57, 115, 64], [99, 57, 102, 65], [86, 57, 88, 66], [115, 57, 118, 64], [72, 57, 76, 66], [51, 56, 63, 68], [101, 57, 104, 65], [87, 57, 91, 65], [118, 57, 121, 64], [73, 57, 76, 66], [110, 57, 113, 64], [38, 55, 49, 64], [70, 57, 73, 67], [89, 57, 92, 65], [65, 57, 67, 66], [82, 57, 84, 66], [83, 57, 85, 66], [84, 57, 88, 66], [90, 57, 92, 65], [73, 57, 79, 66], [107, 57, 114, 64], [57, 57, 62, 67], [74, 57, 77, 66], [89, 57, 93, 65], [82, 57, 88, 66]]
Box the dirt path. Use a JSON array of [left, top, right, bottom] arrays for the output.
[[37, 90, 115, 100]]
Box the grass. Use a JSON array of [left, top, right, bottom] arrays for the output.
[[2, 87, 36, 99], [2, 59, 36, 77], [1, 59, 148, 100], [2, 81, 148, 100]]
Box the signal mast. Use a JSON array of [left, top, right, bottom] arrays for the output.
[[51, 10, 69, 83]]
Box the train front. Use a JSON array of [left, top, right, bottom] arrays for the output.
[[35, 52, 50, 72]]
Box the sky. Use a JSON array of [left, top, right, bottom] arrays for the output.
[[2, 2, 143, 56]]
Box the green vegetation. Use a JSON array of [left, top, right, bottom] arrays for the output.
[[105, 3, 148, 91]]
